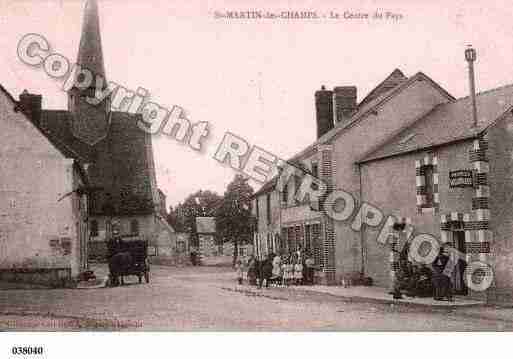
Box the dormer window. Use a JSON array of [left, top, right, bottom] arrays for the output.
[[399, 133, 416, 145]]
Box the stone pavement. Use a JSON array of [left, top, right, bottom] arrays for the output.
[[229, 281, 484, 308], [290, 285, 484, 307], [2, 265, 512, 330]]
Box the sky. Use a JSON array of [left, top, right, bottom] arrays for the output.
[[1, 0, 513, 208]]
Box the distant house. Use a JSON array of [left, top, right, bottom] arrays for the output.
[[196, 217, 217, 257], [250, 177, 281, 259], [0, 87, 89, 285], [222, 241, 254, 258]]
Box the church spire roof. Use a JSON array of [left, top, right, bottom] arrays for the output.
[[77, 0, 106, 83]]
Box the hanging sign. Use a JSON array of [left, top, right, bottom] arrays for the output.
[[449, 170, 473, 188]]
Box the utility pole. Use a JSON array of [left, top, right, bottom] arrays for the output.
[[465, 45, 478, 128]]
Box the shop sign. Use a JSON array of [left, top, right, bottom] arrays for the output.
[[449, 170, 473, 188]]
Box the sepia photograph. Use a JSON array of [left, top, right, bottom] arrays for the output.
[[2, 0, 513, 356]]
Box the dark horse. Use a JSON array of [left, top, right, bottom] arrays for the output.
[[107, 238, 149, 286], [253, 257, 274, 288], [108, 251, 133, 286]]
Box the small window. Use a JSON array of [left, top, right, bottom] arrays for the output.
[[295, 226, 301, 251], [90, 220, 99, 237], [399, 133, 416, 145], [305, 224, 312, 252], [311, 162, 319, 178], [130, 219, 139, 235], [287, 227, 295, 252], [423, 165, 435, 207], [61, 238, 72, 256], [282, 183, 288, 204], [294, 175, 301, 196]]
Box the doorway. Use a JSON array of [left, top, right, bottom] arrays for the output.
[[451, 231, 468, 295]]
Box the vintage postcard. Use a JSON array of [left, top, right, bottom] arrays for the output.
[[1, 0, 513, 355]]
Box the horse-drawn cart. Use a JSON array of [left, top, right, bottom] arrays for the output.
[[107, 236, 150, 286]]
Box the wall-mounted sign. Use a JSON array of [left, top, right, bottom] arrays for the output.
[[449, 170, 473, 188]]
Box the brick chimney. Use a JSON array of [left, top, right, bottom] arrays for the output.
[[315, 85, 334, 139], [19, 90, 42, 127], [333, 86, 357, 125]]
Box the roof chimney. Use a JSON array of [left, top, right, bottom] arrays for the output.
[[333, 86, 357, 125], [19, 90, 42, 127], [465, 45, 478, 128], [315, 85, 334, 139]]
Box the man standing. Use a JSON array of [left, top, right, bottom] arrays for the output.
[[432, 246, 452, 300]]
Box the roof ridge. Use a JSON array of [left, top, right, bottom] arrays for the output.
[[358, 68, 407, 108], [288, 72, 433, 161], [357, 83, 513, 164], [356, 104, 443, 164], [453, 83, 513, 102], [0, 83, 17, 103]]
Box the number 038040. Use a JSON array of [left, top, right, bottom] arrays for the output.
[[11, 346, 44, 355]]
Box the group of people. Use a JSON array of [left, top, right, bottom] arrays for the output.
[[235, 249, 316, 288], [395, 245, 456, 301]]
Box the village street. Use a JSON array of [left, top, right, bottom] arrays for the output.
[[0, 264, 512, 331]]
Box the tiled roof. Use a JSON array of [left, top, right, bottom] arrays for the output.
[[87, 111, 159, 216], [252, 70, 449, 198], [291, 71, 453, 161], [196, 217, 216, 234], [357, 69, 408, 109], [252, 159, 316, 198], [1, 85, 91, 184], [252, 176, 277, 198], [33, 108, 159, 216], [358, 84, 513, 163], [40, 110, 94, 162]]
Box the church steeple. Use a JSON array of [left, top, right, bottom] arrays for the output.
[[77, 0, 106, 83], [68, 0, 111, 146]]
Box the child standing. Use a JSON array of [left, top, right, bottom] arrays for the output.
[[282, 258, 290, 287], [235, 259, 243, 285], [272, 254, 282, 287], [294, 259, 303, 285]]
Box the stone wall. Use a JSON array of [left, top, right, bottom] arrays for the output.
[[0, 88, 83, 277], [331, 76, 452, 280], [487, 112, 513, 303], [360, 140, 474, 287]]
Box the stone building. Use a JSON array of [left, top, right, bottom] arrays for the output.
[[254, 68, 455, 284], [0, 86, 89, 285], [13, 0, 174, 263], [251, 178, 281, 259], [357, 83, 513, 302], [196, 217, 217, 257], [254, 48, 513, 302]]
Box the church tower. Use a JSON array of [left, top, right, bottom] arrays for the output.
[[68, 0, 111, 145]]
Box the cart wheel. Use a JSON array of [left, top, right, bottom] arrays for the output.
[[138, 275, 142, 284], [144, 271, 150, 283]]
